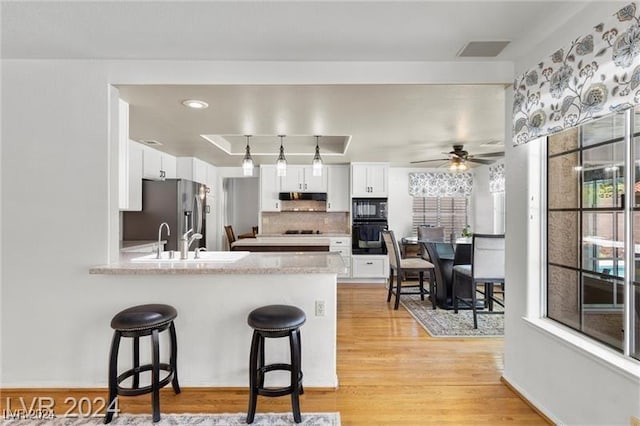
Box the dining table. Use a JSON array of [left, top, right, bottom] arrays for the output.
[[420, 240, 471, 309]]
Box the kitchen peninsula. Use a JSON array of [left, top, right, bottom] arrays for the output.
[[90, 252, 344, 388]]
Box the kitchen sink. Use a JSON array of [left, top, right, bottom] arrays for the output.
[[131, 251, 251, 263]]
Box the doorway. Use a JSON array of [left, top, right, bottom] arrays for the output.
[[223, 177, 259, 244]]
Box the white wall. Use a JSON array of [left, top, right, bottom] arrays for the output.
[[226, 177, 259, 237], [505, 3, 640, 423], [1, 60, 510, 386], [471, 164, 493, 234]]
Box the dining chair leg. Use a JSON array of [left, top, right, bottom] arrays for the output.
[[429, 269, 436, 309], [386, 269, 394, 303], [452, 271, 459, 313], [419, 271, 425, 301], [472, 280, 478, 329], [394, 272, 402, 310]]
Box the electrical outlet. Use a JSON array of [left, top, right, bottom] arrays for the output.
[[315, 300, 326, 317]]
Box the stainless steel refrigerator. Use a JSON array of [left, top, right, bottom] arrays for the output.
[[123, 179, 207, 251]]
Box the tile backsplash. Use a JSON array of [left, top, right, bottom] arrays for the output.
[[261, 212, 350, 234]]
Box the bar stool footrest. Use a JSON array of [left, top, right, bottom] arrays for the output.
[[116, 363, 174, 397]]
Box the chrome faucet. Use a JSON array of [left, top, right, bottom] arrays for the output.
[[157, 222, 170, 259], [194, 247, 208, 259], [180, 229, 203, 259]]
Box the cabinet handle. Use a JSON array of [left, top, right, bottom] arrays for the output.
[[160, 170, 165, 178], [206, 205, 211, 214], [276, 202, 279, 209], [366, 262, 373, 265], [328, 202, 331, 208], [206, 186, 211, 193], [335, 241, 342, 244], [304, 183, 307, 190]]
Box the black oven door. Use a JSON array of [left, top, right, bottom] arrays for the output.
[[352, 222, 388, 254]]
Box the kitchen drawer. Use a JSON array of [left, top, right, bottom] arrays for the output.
[[328, 237, 350, 247], [330, 247, 351, 258], [351, 255, 388, 278]]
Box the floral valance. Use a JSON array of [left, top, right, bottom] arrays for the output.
[[409, 172, 472, 198], [513, 3, 640, 145], [489, 163, 505, 193]]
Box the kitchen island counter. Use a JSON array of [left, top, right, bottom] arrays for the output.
[[89, 252, 341, 388], [90, 252, 345, 275]]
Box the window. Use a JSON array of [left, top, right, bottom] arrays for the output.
[[412, 196, 469, 240], [493, 192, 505, 234], [546, 109, 639, 359]]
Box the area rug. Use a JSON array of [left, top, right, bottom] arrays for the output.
[[0, 412, 340, 426], [400, 294, 504, 337]]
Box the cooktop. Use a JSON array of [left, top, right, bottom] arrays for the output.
[[284, 230, 322, 234]]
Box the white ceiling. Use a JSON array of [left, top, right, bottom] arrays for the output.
[[1, 1, 595, 167]]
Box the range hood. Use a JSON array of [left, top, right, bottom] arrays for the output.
[[278, 192, 327, 201]]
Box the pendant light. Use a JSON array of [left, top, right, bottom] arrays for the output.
[[312, 135, 323, 176], [276, 135, 287, 177], [242, 135, 254, 176]]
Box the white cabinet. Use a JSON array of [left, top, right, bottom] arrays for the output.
[[351, 163, 389, 197], [161, 152, 177, 179], [123, 141, 143, 211], [177, 157, 208, 184], [118, 99, 142, 211], [280, 166, 327, 192], [351, 255, 389, 278], [260, 165, 281, 212], [330, 237, 351, 279], [327, 165, 350, 211], [142, 145, 176, 180]]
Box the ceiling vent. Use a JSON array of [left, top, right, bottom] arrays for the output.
[[457, 41, 510, 57], [140, 139, 163, 146]]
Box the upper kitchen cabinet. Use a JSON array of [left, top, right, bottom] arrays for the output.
[[327, 165, 350, 211], [280, 165, 328, 192], [177, 157, 208, 184], [260, 165, 281, 212], [118, 99, 142, 211], [142, 145, 176, 180], [351, 163, 389, 197]]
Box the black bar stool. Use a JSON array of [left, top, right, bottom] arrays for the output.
[[105, 304, 181, 424], [246, 305, 306, 424]]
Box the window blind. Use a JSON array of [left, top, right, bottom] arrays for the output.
[[412, 196, 468, 239]]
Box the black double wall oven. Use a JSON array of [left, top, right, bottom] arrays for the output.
[[352, 198, 388, 254]]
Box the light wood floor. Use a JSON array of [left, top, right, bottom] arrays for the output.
[[1, 285, 547, 424]]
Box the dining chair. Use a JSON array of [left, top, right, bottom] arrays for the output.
[[452, 234, 505, 329], [417, 225, 445, 243], [382, 230, 436, 310], [224, 225, 237, 250]]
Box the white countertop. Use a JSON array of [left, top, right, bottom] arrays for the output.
[[257, 233, 351, 237], [90, 252, 346, 275], [231, 236, 332, 248], [120, 240, 166, 252]]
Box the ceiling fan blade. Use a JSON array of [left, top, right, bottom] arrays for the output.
[[473, 151, 504, 157], [410, 158, 450, 164], [467, 158, 496, 165]]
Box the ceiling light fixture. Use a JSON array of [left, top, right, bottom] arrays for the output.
[[449, 157, 468, 172], [181, 99, 209, 109], [276, 135, 287, 177], [242, 135, 254, 176], [312, 135, 323, 176]]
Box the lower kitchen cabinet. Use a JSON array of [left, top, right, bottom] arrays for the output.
[[351, 255, 389, 278], [330, 237, 351, 279]]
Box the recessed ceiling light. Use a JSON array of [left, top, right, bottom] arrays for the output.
[[181, 99, 209, 109]]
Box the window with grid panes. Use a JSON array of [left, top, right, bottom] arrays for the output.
[[412, 196, 469, 240]]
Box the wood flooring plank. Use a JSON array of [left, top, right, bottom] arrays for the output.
[[0, 284, 548, 424]]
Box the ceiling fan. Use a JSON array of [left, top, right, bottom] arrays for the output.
[[411, 144, 504, 170]]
